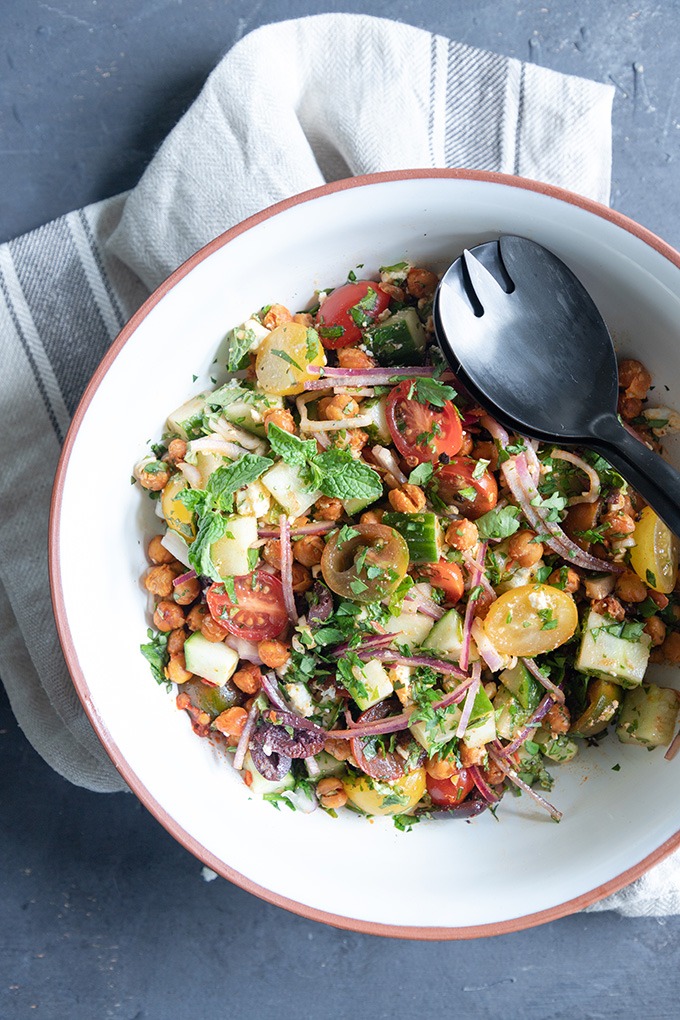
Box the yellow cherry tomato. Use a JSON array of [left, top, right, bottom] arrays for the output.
[[255, 322, 325, 396], [630, 506, 679, 594], [161, 473, 196, 542], [482, 583, 578, 657], [342, 768, 427, 817]]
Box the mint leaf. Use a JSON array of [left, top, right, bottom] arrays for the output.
[[226, 325, 258, 372], [408, 462, 433, 486], [271, 348, 302, 371], [188, 510, 232, 582], [476, 505, 521, 540], [314, 449, 383, 501], [267, 424, 318, 468], [178, 455, 273, 515]]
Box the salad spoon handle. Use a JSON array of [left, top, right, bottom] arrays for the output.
[[590, 413, 680, 536]]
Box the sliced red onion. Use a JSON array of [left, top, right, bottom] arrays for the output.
[[328, 712, 413, 739], [304, 366, 438, 390], [468, 765, 501, 803], [357, 649, 468, 679], [432, 672, 478, 710], [258, 521, 338, 539], [260, 671, 289, 711], [551, 449, 601, 505], [460, 541, 488, 672], [456, 666, 481, 737], [172, 568, 197, 587], [417, 797, 489, 820], [404, 586, 445, 620], [497, 693, 555, 758], [479, 414, 510, 448], [489, 747, 562, 822], [336, 631, 395, 657], [462, 550, 496, 599], [524, 440, 541, 485], [665, 728, 680, 761], [279, 515, 298, 625], [233, 702, 259, 771], [470, 618, 506, 674], [503, 454, 623, 573], [521, 657, 566, 704]]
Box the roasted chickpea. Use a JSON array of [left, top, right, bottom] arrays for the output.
[[459, 744, 485, 767], [153, 601, 185, 632], [388, 483, 426, 513], [445, 518, 479, 551], [617, 394, 643, 422], [324, 736, 353, 762], [615, 571, 648, 604], [424, 755, 458, 780], [165, 653, 192, 685], [232, 663, 262, 695], [173, 576, 201, 605], [166, 438, 187, 465], [618, 358, 652, 399], [186, 603, 208, 632], [319, 394, 360, 420], [201, 615, 227, 643], [292, 312, 314, 327], [144, 564, 178, 598], [507, 530, 543, 569], [336, 347, 376, 370], [263, 303, 293, 329], [644, 616, 667, 647], [291, 562, 313, 594], [293, 535, 325, 567], [214, 707, 248, 740], [147, 535, 174, 565], [167, 627, 188, 656], [137, 461, 170, 491], [264, 408, 296, 435], [317, 776, 348, 810], [258, 639, 291, 669], [661, 631, 680, 663], [314, 496, 344, 521], [545, 703, 571, 734], [547, 567, 580, 594], [406, 267, 438, 299], [262, 539, 283, 569], [359, 509, 385, 525]]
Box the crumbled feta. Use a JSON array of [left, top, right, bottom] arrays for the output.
[[285, 682, 314, 718]]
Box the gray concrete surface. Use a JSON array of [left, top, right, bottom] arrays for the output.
[[2, 2, 680, 1018]]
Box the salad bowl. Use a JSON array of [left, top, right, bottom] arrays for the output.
[[50, 169, 680, 938]]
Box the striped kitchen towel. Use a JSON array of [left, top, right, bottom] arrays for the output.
[[0, 15, 614, 791]]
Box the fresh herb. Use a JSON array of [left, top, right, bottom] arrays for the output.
[[348, 287, 379, 328], [411, 377, 457, 408], [266, 425, 382, 501], [140, 628, 170, 689], [392, 813, 420, 833], [646, 569, 657, 588], [317, 324, 345, 340], [267, 424, 318, 467], [476, 505, 521, 540], [408, 462, 434, 486], [611, 763, 621, 772], [271, 348, 302, 371], [263, 792, 296, 811], [472, 458, 490, 480], [226, 325, 258, 372]]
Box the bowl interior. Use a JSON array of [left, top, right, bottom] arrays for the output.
[[54, 174, 680, 934]]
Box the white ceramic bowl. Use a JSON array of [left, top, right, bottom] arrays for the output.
[[50, 170, 680, 938]]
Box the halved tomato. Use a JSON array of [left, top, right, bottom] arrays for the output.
[[386, 380, 463, 464], [206, 570, 288, 641], [426, 769, 474, 807], [418, 560, 464, 603], [432, 456, 498, 519], [315, 280, 390, 349]]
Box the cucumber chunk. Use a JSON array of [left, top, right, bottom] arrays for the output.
[[361, 395, 391, 445], [184, 632, 239, 687], [534, 728, 579, 763], [308, 751, 347, 781], [261, 461, 322, 518], [409, 685, 495, 751], [341, 658, 394, 711], [493, 686, 534, 741], [383, 512, 442, 564], [569, 677, 623, 737], [384, 609, 435, 648], [499, 660, 541, 711], [166, 394, 208, 441], [206, 382, 284, 437], [616, 684, 680, 748], [366, 308, 426, 366], [210, 515, 258, 577], [575, 610, 651, 688], [422, 608, 469, 661]]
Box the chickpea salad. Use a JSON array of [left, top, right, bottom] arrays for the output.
[[135, 260, 680, 827]]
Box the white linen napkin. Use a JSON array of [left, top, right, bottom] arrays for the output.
[[3, 11, 667, 916]]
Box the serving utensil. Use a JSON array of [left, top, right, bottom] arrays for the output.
[[433, 234, 680, 535]]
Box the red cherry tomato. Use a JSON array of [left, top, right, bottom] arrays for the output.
[[426, 769, 475, 807], [419, 560, 464, 604], [206, 570, 288, 642], [432, 456, 498, 519], [315, 280, 390, 349], [386, 380, 463, 464]]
